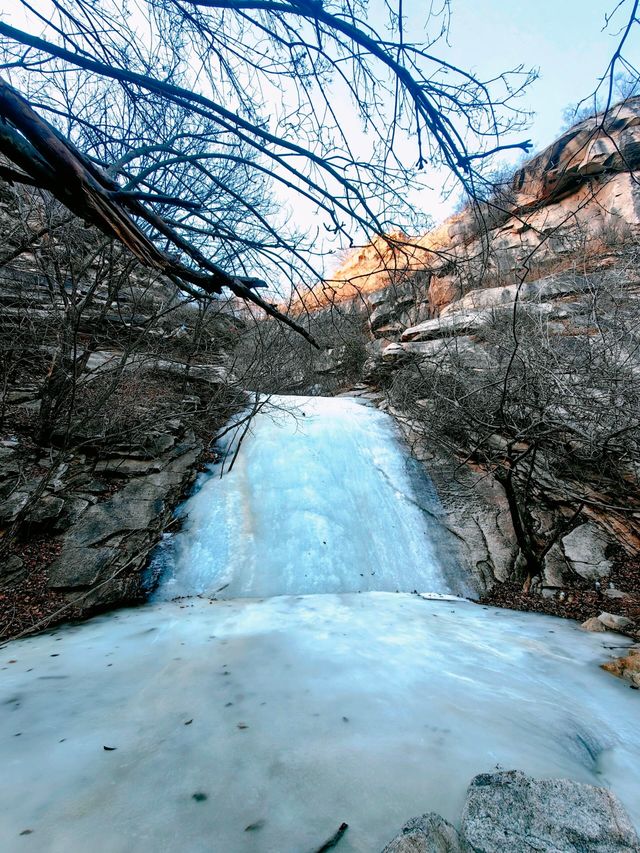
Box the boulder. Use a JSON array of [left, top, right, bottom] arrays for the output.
[[602, 650, 640, 687], [0, 554, 26, 585], [381, 336, 495, 373], [542, 542, 574, 588], [382, 342, 411, 362], [3, 387, 39, 404], [0, 490, 31, 524], [561, 524, 612, 581], [0, 446, 20, 482], [49, 546, 119, 591], [402, 303, 566, 344], [53, 496, 91, 532], [402, 311, 490, 343], [100, 433, 175, 459], [82, 479, 111, 495], [604, 588, 629, 600], [381, 813, 468, 853], [365, 279, 431, 339], [581, 617, 607, 633], [598, 612, 635, 632], [23, 494, 65, 526], [460, 770, 639, 852], [94, 458, 163, 477]]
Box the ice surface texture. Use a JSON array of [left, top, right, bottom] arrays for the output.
[[1, 595, 638, 852], [1, 396, 638, 852], [155, 396, 470, 599]]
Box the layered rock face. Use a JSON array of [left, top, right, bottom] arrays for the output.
[[320, 99, 640, 612], [0, 181, 244, 633], [360, 98, 640, 332], [363, 99, 640, 347]]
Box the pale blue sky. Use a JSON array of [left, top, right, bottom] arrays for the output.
[[406, 0, 638, 222], [446, 0, 629, 152]]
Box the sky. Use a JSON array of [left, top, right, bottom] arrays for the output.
[[277, 0, 639, 268], [406, 0, 638, 222], [445, 0, 624, 148]]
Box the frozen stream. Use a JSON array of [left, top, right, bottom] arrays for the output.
[[1, 396, 639, 852]]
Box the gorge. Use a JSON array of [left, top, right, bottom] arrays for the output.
[[0, 43, 639, 852]]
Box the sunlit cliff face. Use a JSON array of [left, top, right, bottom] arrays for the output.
[[289, 224, 456, 313], [288, 97, 640, 317]]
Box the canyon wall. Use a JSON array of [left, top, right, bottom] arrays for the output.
[[2, 99, 639, 636], [320, 99, 640, 610], [0, 182, 245, 635]]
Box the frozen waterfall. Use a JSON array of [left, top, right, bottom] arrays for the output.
[[153, 395, 470, 600]]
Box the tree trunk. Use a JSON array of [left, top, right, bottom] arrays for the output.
[[495, 465, 542, 586]]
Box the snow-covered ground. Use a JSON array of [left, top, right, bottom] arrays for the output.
[[1, 397, 638, 852]]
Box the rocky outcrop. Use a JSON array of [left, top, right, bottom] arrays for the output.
[[382, 771, 640, 853], [314, 100, 640, 610], [45, 432, 204, 611], [338, 99, 640, 366], [0, 405, 225, 628], [0, 176, 245, 635], [381, 813, 468, 852], [313, 99, 640, 328], [381, 267, 640, 360], [511, 101, 640, 210]]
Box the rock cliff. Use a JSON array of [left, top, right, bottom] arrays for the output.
[[0, 180, 245, 637], [316, 98, 640, 631]]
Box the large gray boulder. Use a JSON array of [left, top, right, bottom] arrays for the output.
[[561, 523, 613, 581], [460, 770, 640, 852], [381, 813, 469, 853], [597, 612, 635, 632]]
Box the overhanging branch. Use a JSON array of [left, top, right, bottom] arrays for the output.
[[0, 78, 317, 346]]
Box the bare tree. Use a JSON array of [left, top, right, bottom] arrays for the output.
[[386, 259, 640, 589], [0, 176, 255, 553], [233, 305, 368, 394], [0, 0, 536, 340]]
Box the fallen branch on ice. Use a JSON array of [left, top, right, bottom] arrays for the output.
[[311, 822, 349, 852]]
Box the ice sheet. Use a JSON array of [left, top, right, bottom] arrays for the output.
[[1, 595, 638, 853], [2, 395, 638, 853]]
